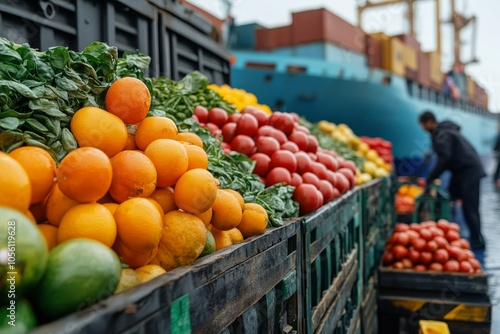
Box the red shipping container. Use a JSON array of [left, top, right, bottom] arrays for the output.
[[366, 35, 383, 68], [255, 25, 292, 50], [291, 9, 366, 53], [418, 52, 431, 87]]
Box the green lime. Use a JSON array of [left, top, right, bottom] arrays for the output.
[[0, 299, 37, 334], [0, 207, 48, 304], [33, 238, 121, 321], [200, 229, 215, 257]]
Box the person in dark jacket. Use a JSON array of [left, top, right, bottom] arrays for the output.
[[494, 124, 500, 187], [419, 111, 486, 250]]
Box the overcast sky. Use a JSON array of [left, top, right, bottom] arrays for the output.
[[189, 0, 500, 112]]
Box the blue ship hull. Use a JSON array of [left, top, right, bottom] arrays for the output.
[[231, 52, 498, 176]]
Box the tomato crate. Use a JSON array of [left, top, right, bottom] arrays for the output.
[[301, 189, 362, 334], [360, 276, 377, 334], [32, 219, 303, 334], [378, 266, 488, 295], [378, 288, 492, 334], [360, 176, 393, 239]]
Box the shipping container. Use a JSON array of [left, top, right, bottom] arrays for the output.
[[403, 45, 418, 81], [366, 35, 383, 69], [369, 34, 405, 77], [255, 25, 292, 51], [467, 75, 476, 100], [291, 9, 366, 53], [427, 51, 442, 85], [418, 51, 431, 87]]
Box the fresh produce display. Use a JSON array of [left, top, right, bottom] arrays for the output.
[[395, 183, 424, 214], [193, 106, 359, 215], [208, 84, 273, 114], [359, 136, 394, 165], [382, 221, 482, 273], [316, 120, 392, 181]]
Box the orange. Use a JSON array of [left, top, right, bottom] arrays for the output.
[[225, 189, 245, 209], [146, 198, 166, 225], [134, 264, 166, 283], [9, 147, 56, 204], [24, 210, 36, 223], [210, 189, 243, 231], [228, 228, 244, 244], [37, 224, 58, 251], [135, 117, 178, 151], [124, 124, 139, 150], [176, 132, 203, 148], [0, 152, 31, 212], [150, 210, 206, 271], [173, 169, 218, 215], [70, 106, 128, 158], [45, 184, 79, 227], [149, 187, 177, 214], [105, 77, 151, 124], [144, 139, 188, 187], [109, 151, 157, 203], [113, 198, 163, 268], [196, 208, 212, 226], [103, 203, 119, 214], [211, 227, 233, 251], [58, 203, 117, 247], [57, 147, 113, 203], [237, 203, 269, 238], [182, 142, 208, 170]]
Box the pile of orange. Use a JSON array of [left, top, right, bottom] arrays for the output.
[[0, 76, 269, 282]]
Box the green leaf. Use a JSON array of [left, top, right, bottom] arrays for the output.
[[0, 42, 22, 63], [47, 46, 70, 69], [55, 76, 80, 91], [0, 80, 38, 98], [0, 117, 20, 130], [25, 118, 50, 134]]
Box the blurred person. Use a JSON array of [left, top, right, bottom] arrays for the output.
[[419, 111, 486, 250], [494, 123, 500, 188]]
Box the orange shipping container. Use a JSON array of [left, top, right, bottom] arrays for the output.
[[418, 52, 431, 87]]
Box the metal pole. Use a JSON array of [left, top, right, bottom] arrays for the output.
[[408, 0, 415, 36], [436, 0, 442, 55], [451, 0, 461, 64]]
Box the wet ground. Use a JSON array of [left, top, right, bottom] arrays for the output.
[[453, 177, 500, 331]]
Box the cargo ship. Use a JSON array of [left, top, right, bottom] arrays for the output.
[[224, 0, 499, 176]]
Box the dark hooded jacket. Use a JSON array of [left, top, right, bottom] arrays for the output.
[[494, 132, 500, 153], [427, 121, 486, 183]]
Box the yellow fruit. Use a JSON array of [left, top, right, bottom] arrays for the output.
[[45, 184, 79, 227], [149, 187, 177, 214], [210, 189, 243, 231], [134, 264, 166, 283], [103, 203, 119, 214], [174, 169, 218, 215], [115, 268, 141, 293], [144, 139, 188, 187], [0, 152, 31, 212], [135, 117, 178, 151], [237, 203, 268, 238], [37, 224, 58, 251], [365, 149, 379, 162], [195, 208, 213, 226]]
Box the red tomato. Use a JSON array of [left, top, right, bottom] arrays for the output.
[[409, 223, 421, 232], [408, 249, 420, 264], [306, 135, 319, 153], [433, 249, 449, 263], [429, 262, 444, 271], [236, 113, 259, 137], [193, 105, 209, 123], [394, 224, 410, 232], [271, 129, 288, 144], [316, 152, 339, 171], [459, 261, 474, 273], [394, 232, 410, 247], [445, 230, 460, 242], [411, 238, 427, 251], [475, 269, 483, 274], [293, 183, 321, 216], [266, 167, 292, 187], [448, 222, 461, 232], [316, 189, 324, 209], [318, 180, 335, 203], [458, 238, 470, 250], [302, 172, 320, 188], [325, 171, 338, 188], [336, 156, 346, 169], [294, 125, 310, 134], [256, 136, 280, 157], [331, 187, 340, 200], [205, 122, 220, 135], [429, 227, 445, 237], [251, 153, 271, 177], [227, 113, 242, 123], [281, 141, 300, 153], [256, 125, 276, 138], [291, 173, 303, 188], [419, 229, 433, 241], [270, 150, 297, 173], [310, 162, 328, 180], [392, 245, 408, 261], [383, 252, 394, 265], [450, 240, 462, 248], [288, 131, 309, 151], [337, 168, 355, 187], [419, 252, 433, 265], [464, 249, 475, 260], [294, 152, 312, 174], [433, 236, 449, 249], [335, 172, 350, 194], [308, 153, 318, 161], [469, 258, 481, 270], [268, 112, 295, 135], [413, 264, 427, 272], [402, 258, 413, 269], [436, 219, 450, 232], [222, 123, 237, 143], [208, 107, 228, 127], [425, 240, 438, 252], [392, 262, 404, 270], [406, 230, 419, 241], [343, 160, 357, 174], [289, 112, 300, 122], [241, 107, 269, 127], [231, 135, 256, 156], [447, 246, 467, 262]]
